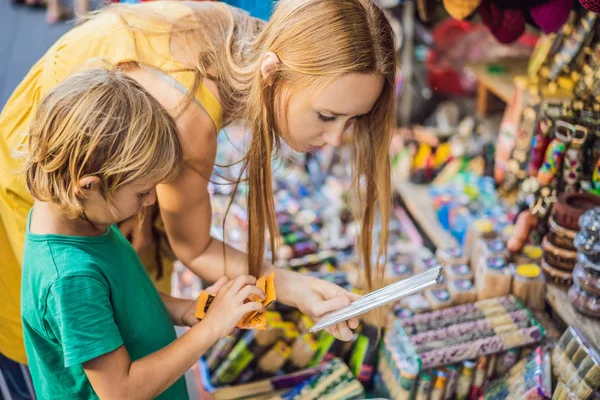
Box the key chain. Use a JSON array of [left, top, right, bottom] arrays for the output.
[[538, 121, 574, 186], [562, 125, 588, 193]]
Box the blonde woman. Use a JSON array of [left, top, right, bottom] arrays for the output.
[[0, 0, 397, 371]]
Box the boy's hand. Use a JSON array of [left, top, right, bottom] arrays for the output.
[[180, 277, 230, 327], [202, 275, 265, 340]]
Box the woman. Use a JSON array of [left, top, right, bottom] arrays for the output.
[[0, 0, 397, 368]]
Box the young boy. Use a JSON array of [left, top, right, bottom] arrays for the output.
[[21, 68, 265, 399]]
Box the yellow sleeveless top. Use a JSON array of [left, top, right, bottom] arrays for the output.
[[0, 1, 222, 364]]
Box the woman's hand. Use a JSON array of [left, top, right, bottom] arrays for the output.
[[275, 269, 360, 341]]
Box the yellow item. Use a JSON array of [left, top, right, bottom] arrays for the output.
[[0, 2, 223, 364], [443, 0, 481, 20], [194, 273, 277, 330], [412, 144, 432, 169], [474, 219, 494, 234], [282, 322, 300, 341], [516, 264, 542, 279], [433, 143, 452, 169], [523, 245, 543, 260]]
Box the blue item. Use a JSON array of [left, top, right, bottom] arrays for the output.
[[223, 0, 275, 20]]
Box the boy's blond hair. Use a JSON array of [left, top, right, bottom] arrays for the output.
[[25, 68, 182, 219]]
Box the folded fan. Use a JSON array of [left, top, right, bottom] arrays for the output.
[[310, 266, 443, 333]]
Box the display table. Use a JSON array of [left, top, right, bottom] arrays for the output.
[[394, 179, 600, 342], [467, 60, 529, 116], [394, 180, 457, 250], [546, 283, 600, 345], [466, 60, 572, 117]]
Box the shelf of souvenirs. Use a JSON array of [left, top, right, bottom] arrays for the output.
[[466, 59, 574, 116], [393, 178, 600, 345]]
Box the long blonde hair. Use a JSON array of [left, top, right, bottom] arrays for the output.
[[244, 0, 396, 291], [91, 0, 396, 290], [25, 68, 182, 219]]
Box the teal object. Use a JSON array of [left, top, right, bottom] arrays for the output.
[[21, 214, 187, 399], [223, 0, 275, 20]]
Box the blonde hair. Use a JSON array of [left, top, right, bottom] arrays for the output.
[[25, 68, 182, 219], [89, 0, 396, 289], [244, 0, 396, 291]]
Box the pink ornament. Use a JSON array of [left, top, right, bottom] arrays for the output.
[[578, 0, 600, 12], [530, 0, 573, 34], [479, 0, 526, 44]]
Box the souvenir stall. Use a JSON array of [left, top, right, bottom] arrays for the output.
[[168, 1, 600, 399]]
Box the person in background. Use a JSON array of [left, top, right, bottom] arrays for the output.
[[45, 0, 89, 24]]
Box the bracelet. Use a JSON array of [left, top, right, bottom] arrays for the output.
[[541, 258, 573, 286], [548, 217, 577, 250], [552, 192, 600, 231], [574, 208, 600, 263], [573, 264, 600, 297], [577, 252, 600, 274], [530, 187, 557, 219], [568, 283, 600, 318], [542, 235, 577, 271]]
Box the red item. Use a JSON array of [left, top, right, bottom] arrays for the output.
[[578, 0, 600, 12], [427, 20, 477, 96], [530, 0, 573, 34], [529, 132, 552, 177], [479, 0, 526, 44]]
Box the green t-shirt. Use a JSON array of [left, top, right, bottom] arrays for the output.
[[21, 212, 188, 400]]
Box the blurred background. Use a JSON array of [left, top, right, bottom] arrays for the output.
[[0, 0, 272, 107]]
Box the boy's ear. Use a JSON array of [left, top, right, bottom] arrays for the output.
[[261, 52, 282, 85], [77, 176, 101, 197]]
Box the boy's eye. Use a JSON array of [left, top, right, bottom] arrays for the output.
[[139, 191, 151, 198], [318, 113, 336, 123]]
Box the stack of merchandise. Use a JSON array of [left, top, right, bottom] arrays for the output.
[[539, 192, 596, 287], [396, 213, 547, 314], [551, 327, 600, 400], [376, 296, 545, 399], [569, 208, 600, 318], [209, 358, 365, 400], [199, 309, 380, 397], [429, 173, 515, 246], [483, 346, 552, 400]]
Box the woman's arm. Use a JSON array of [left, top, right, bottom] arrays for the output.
[[157, 162, 251, 282], [122, 65, 247, 282], [123, 66, 359, 341]]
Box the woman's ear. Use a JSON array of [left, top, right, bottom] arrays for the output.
[[77, 176, 100, 197], [261, 52, 282, 85]]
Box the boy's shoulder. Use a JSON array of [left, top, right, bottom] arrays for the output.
[[23, 227, 120, 283]]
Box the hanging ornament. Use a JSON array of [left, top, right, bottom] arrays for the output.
[[537, 121, 574, 186], [561, 125, 588, 193]]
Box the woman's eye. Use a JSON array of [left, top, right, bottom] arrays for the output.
[[318, 113, 336, 123], [139, 191, 151, 198]]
